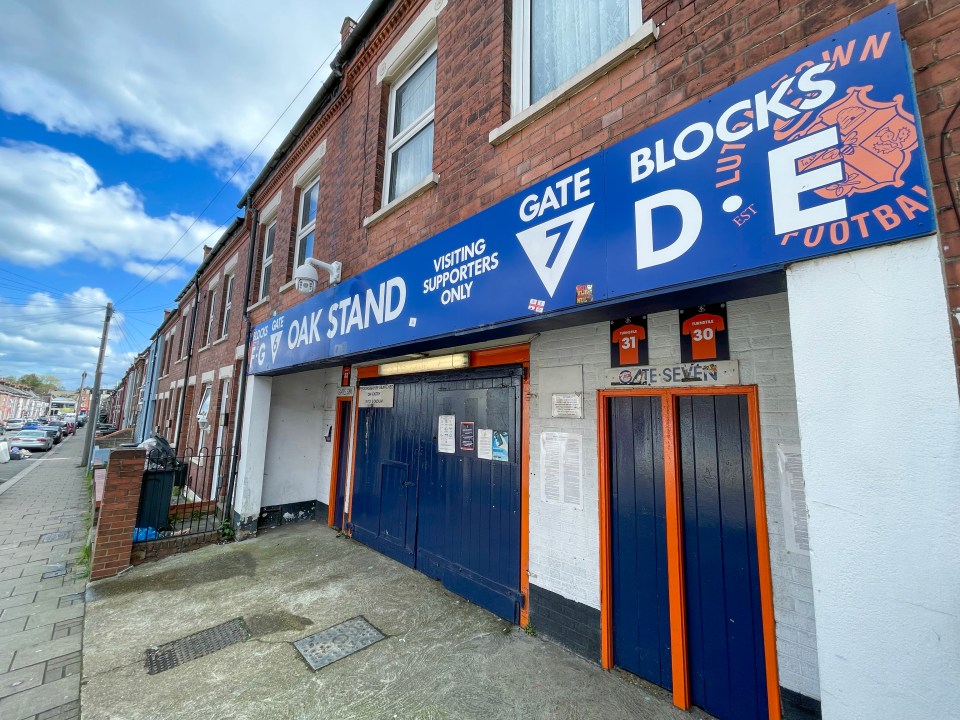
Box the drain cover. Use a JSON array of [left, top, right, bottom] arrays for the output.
[[293, 616, 384, 671], [144, 618, 250, 675]]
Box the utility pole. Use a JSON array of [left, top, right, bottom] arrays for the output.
[[81, 303, 113, 469]]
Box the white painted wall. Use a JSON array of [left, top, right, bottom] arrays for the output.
[[234, 374, 272, 522], [786, 235, 960, 720], [529, 292, 820, 699], [261, 368, 339, 507]]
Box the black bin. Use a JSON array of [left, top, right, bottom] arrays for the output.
[[137, 468, 176, 531]]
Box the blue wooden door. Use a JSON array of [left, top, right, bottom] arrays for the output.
[[609, 396, 673, 688], [351, 369, 522, 622], [417, 372, 523, 623], [678, 394, 767, 720], [351, 380, 424, 566]]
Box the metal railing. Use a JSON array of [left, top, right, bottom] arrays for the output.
[[134, 444, 239, 544]]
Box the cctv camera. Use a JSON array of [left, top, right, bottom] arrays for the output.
[[293, 263, 319, 295]]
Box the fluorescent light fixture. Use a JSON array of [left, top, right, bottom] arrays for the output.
[[378, 353, 470, 376]]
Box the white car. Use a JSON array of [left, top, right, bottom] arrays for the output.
[[8, 429, 53, 452]]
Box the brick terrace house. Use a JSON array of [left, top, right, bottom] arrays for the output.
[[124, 1, 960, 719]]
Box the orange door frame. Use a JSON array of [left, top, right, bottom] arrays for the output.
[[326, 395, 352, 527], [345, 345, 532, 627], [597, 385, 781, 720]]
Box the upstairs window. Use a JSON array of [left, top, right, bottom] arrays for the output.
[[219, 274, 234, 339], [295, 179, 319, 271], [258, 220, 276, 302], [204, 286, 219, 347], [384, 45, 437, 203], [513, 0, 641, 112]]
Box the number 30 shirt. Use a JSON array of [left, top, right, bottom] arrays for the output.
[[612, 323, 646, 365], [681, 313, 725, 360]]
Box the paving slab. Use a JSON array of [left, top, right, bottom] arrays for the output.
[[0, 674, 80, 720], [0, 438, 89, 720]]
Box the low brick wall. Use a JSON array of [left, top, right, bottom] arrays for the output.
[[91, 448, 224, 579], [90, 448, 144, 580], [130, 532, 220, 565]]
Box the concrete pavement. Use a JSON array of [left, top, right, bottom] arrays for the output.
[[83, 520, 710, 720], [0, 435, 89, 720]]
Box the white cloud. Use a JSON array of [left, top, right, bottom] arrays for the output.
[[0, 287, 140, 386], [123, 261, 189, 282], [0, 142, 223, 274], [0, 0, 371, 184]]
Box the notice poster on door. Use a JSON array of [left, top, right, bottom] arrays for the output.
[[438, 415, 455, 453], [610, 316, 649, 367], [540, 432, 583, 509], [492, 431, 509, 462], [460, 421, 475, 452], [679, 303, 729, 362], [477, 429, 493, 459]]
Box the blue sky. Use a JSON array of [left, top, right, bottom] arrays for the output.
[[0, 0, 369, 389]]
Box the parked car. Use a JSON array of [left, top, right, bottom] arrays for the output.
[[5, 418, 26, 432], [8, 430, 53, 452], [77, 413, 87, 427], [38, 425, 63, 444]]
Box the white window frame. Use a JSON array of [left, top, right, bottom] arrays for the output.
[[180, 306, 193, 359], [204, 285, 219, 347], [196, 384, 212, 431], [258, 220, 276, 302], [294, 178, 319, 273], [510, 0, 643, 115], [220, 274, 234, 339], [383, 42, 437, 206]]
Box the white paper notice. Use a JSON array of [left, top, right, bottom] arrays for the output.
[[540, 432, 583, 509], [477, 429, 493, 460], [438, 415, 456, 454]]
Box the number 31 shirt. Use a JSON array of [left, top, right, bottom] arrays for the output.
[[612, 323, 646, 365], [681, 313, 725, 360]]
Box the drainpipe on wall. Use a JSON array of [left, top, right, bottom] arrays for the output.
[[174, 279, 202, 452], [224, 201, 259, 525]]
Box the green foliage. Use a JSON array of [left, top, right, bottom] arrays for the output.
[[218, 519, 235, 542], [14, 373, 63, 394], [523, 623, 537, 637]]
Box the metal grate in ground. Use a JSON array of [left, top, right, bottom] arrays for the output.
[[144, 618, 250, 675], [293, 616, 385, 671]]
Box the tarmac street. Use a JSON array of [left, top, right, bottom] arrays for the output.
[[0, 435, 88, 720], [82, 521, 709, 720]]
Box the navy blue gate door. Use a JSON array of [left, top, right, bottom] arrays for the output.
[[609, 395, 673, 689], [351, 381, 424, 566], [351, 368, 522, 623], [678, 394, 767, 720]]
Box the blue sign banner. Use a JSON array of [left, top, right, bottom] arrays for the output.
[[251, 8, 933, 374]]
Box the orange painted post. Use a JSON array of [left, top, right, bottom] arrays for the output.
[[327, 397, 350, 527], [344, 392, 362, 536], [519, 366, 531, 627], [661, 392, 690, 710], [597, 392, 614, 669], [747, 388, 783, 720]]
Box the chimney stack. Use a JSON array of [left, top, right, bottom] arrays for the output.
[[341, 16, 357, 45]]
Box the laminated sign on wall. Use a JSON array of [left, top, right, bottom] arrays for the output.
[[540, 432, 583, 509]]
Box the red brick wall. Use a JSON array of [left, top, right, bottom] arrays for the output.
[[241, 0, 959, 372], [90, 448, 144, 580]]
